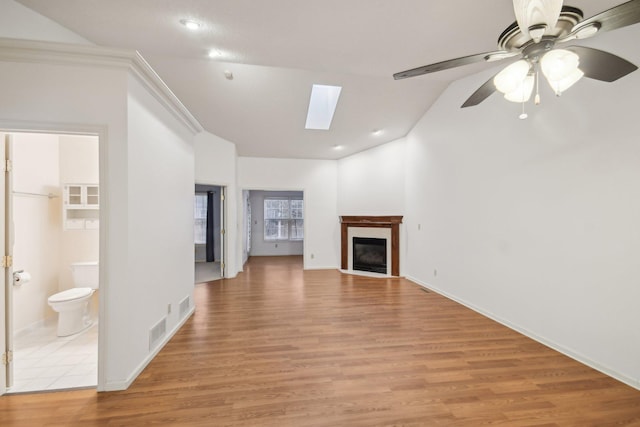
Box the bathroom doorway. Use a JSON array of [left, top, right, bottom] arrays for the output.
[[2, 131, 100, 394], [194, 184, 226, 283]]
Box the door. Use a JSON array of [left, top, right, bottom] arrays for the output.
[[0, 133, 12, 395]]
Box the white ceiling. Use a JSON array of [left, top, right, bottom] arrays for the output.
[[15, 0, 630, 159]]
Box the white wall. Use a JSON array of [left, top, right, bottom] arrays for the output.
[[337, 137, 407, 274], [0, 57, 129, 392], [11, 133, 60, 332], [249, 190, 304, 256], [402, 26, 640, 389], [338, 138, 406, 215], [194, 131, 239, 277], [0, 0, 91, 44], [121, 74, 195, 387], [238, 157, 338, 269], [0, 40, 199, 391]]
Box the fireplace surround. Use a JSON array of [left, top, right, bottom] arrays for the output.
[[340, 216, 402, 276]]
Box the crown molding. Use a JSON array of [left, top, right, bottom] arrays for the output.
[[0, 38, 203, 135]]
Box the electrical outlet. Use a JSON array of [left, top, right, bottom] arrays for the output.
[[275, 243, 278, 248], [418, 223, 421, 230], [434, 269, 437, 277], [167, 303, 172, 314], [310, 253, 315, 259]]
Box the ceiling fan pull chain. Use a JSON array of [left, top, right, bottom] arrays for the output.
[[520, 68, 528, 120], [519, 103, 528, 120]]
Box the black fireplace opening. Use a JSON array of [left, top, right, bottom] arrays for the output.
[[353, 237, 387, 274]]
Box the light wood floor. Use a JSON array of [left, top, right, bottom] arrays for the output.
[[2, 256, 640, 426]]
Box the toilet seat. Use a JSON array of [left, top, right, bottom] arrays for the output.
[[48, 287, 93, 304]]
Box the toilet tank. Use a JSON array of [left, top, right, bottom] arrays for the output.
[[70, 261, 99, 289]]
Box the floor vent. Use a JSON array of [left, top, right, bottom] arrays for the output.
[[149, 317, 167, 351], [179, 296, 190, 318]]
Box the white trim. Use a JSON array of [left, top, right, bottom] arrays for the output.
[[102, 306, 195, 391], [0, 38, 203, 135], [303, 266, 337, 271], [406, 275, 640, 391]]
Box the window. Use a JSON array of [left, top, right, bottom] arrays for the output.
[[264, 198, 304, 241], [194, 193, 207, 244]]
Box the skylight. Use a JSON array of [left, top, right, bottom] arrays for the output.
[[305, 84, 342, 130]]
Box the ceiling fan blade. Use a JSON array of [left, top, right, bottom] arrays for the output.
[[393, 51, 512, 80], [566, 46, 638, 82], [572, 0, 640, 36], [461, 75, 498, 108]]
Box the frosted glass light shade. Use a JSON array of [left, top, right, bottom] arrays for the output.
[[504, 74, 535, 102], [547, 68, 584, 95], [494, 60, 531, 94], [513, 0, 563, 41], [541, 49, 580, 82]]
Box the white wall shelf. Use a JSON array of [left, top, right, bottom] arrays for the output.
[[63, 184, 99, 230]]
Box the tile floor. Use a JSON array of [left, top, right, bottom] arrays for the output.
[[195, 261, 221, 283], [8, 320, 97, 393]]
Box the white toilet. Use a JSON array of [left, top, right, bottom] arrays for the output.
[[48, 262, 99, 337]]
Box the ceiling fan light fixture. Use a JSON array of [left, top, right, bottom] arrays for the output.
[[504, 74, 535, 102], [541, 49, 580, 82], [549, 68, 584, 96], [512, 0, 563, 40], [494, 59, 531, 94]]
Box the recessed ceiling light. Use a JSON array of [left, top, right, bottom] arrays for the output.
[[223, 70, 234, 80], [208, 49, 222, 58], [180, 19, 201, 30], [333, 145, 344, 150], [305, 84, 342, 130], [372, 129, 383, 136]]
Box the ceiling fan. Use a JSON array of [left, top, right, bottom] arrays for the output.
[[394, 0, 640, 115]]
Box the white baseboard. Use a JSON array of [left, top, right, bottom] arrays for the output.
[[14, 316, 56, 339], [101, 306, 196, 392], [406, 275, 640, 391], [303, 265, 338, 271]]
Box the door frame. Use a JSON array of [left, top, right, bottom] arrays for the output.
[[194, 181, 228, 279], [1, 134, 8, 395], [0, 121, 107, 393], [243, 188, 305, 262]]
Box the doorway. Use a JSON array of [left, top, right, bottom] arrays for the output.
[[194, 184, 226, 283], [2, 131, 100, 394], [246, 190, 304, 259]]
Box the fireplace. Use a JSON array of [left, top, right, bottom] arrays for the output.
[[353, 237, 387, 274], [340, 216, 403, 276]]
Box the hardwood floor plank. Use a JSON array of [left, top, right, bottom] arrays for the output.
[[1, 255, 639, 426]]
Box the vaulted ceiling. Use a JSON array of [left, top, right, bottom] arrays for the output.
[[16, 0, 630, 159]]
